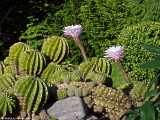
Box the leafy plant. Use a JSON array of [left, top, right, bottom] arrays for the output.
[[117, 21, 160, 81]]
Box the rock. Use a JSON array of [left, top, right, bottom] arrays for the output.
[[47, 96, 86, 120], [85, 115, 98, 120]]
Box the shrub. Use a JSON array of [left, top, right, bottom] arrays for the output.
[[117, 21, 160, 81]]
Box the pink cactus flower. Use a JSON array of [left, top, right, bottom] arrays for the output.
[[104, 46, 124, 61], [64, 25, 82, 39]]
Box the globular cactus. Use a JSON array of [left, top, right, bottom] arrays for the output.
[[4, 42, 30, 75], [41, 62, 81, 84], [14, 76, 48, 114], [0, 93, 16, 117], [57, 88, 68, 100], [0, 74, 16, 93], [41, 36, 69, 63], [56, 82, 94, 99], [79, 58, 111, 83], [130, 81, 150, 107], [0, 62, 5, 75], [19, 50, 46, 76], [92, 85, 132, 120]]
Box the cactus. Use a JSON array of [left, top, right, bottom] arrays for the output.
[[41, 62, 81, 84], [130, 81, 150, 107], [0, 93, 16, 117], [79, 58, 111, 83], [4, 42, 30, 75], [57, 88, 68, 99], [0, 62, 5, 75], [0, 74, 16, 93], [57, 82, 132, 120], [111, 62, 130, 89], [14, 76, 48, 114], [19, 50, 46, 76], [41, 36, 69, 63], [92, 85, 132, 120]]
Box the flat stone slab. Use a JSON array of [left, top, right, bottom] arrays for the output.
[[47, 97, 86, 120]]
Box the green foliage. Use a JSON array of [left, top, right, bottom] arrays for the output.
[[117, 21, 160, 81], [41, 36, 69, 63], [79, 0, 130, 57], [14, 76, 48, 114], [143, 0, 160, 21], [19, 49, 46, 76], [0, 93, 16, 117], [79, 57, 111, 83]]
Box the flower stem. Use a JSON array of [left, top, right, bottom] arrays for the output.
[[74, 37, 87, 61]]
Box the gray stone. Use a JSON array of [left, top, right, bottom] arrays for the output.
[[85, 115, 98, 120], [47, 97, 86, 120]]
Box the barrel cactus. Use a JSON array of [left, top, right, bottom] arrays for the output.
[[79, 58, 111, 83], [5, 42, 30, 75], [0, 74, 16, 93], [14, 76, 48, 114], [0, 62, 5, 75], [41, 62, 81, 85], [19, 50, 46, 76], [41, 36, 69, 63], [0, 93, 16, 117]]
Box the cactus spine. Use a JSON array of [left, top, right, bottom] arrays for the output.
[[14, 76, 48, 114], [41, 36, 69, 63]]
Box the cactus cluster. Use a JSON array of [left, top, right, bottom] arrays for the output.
[[41, 36, 69, 63], [56, 82, 132, 119], [14, 76, 48, 114], [79, 58, 111, 83], [41, 62, 81, 85]]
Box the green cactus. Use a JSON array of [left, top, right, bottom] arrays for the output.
[[0, 74, 16, 93], [57, 88, 68, 99], [130, 81, 150, 107], [19, 50, 46, 76], [14, 76, 48, 114], [0, 62, 5, 75], [41, 36, 69, 63], [41, 62, 81, 84], [92, 85, 132, 120], [57, 82, 132, 120], [5, 42, 30, 75], [0, 93, 16, 117], [79, 58, 111, 83]]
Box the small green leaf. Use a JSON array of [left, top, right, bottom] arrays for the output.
[[143, 45, 160, 54], [140, 59, 160, 69], [140, 101, 155, 120]]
